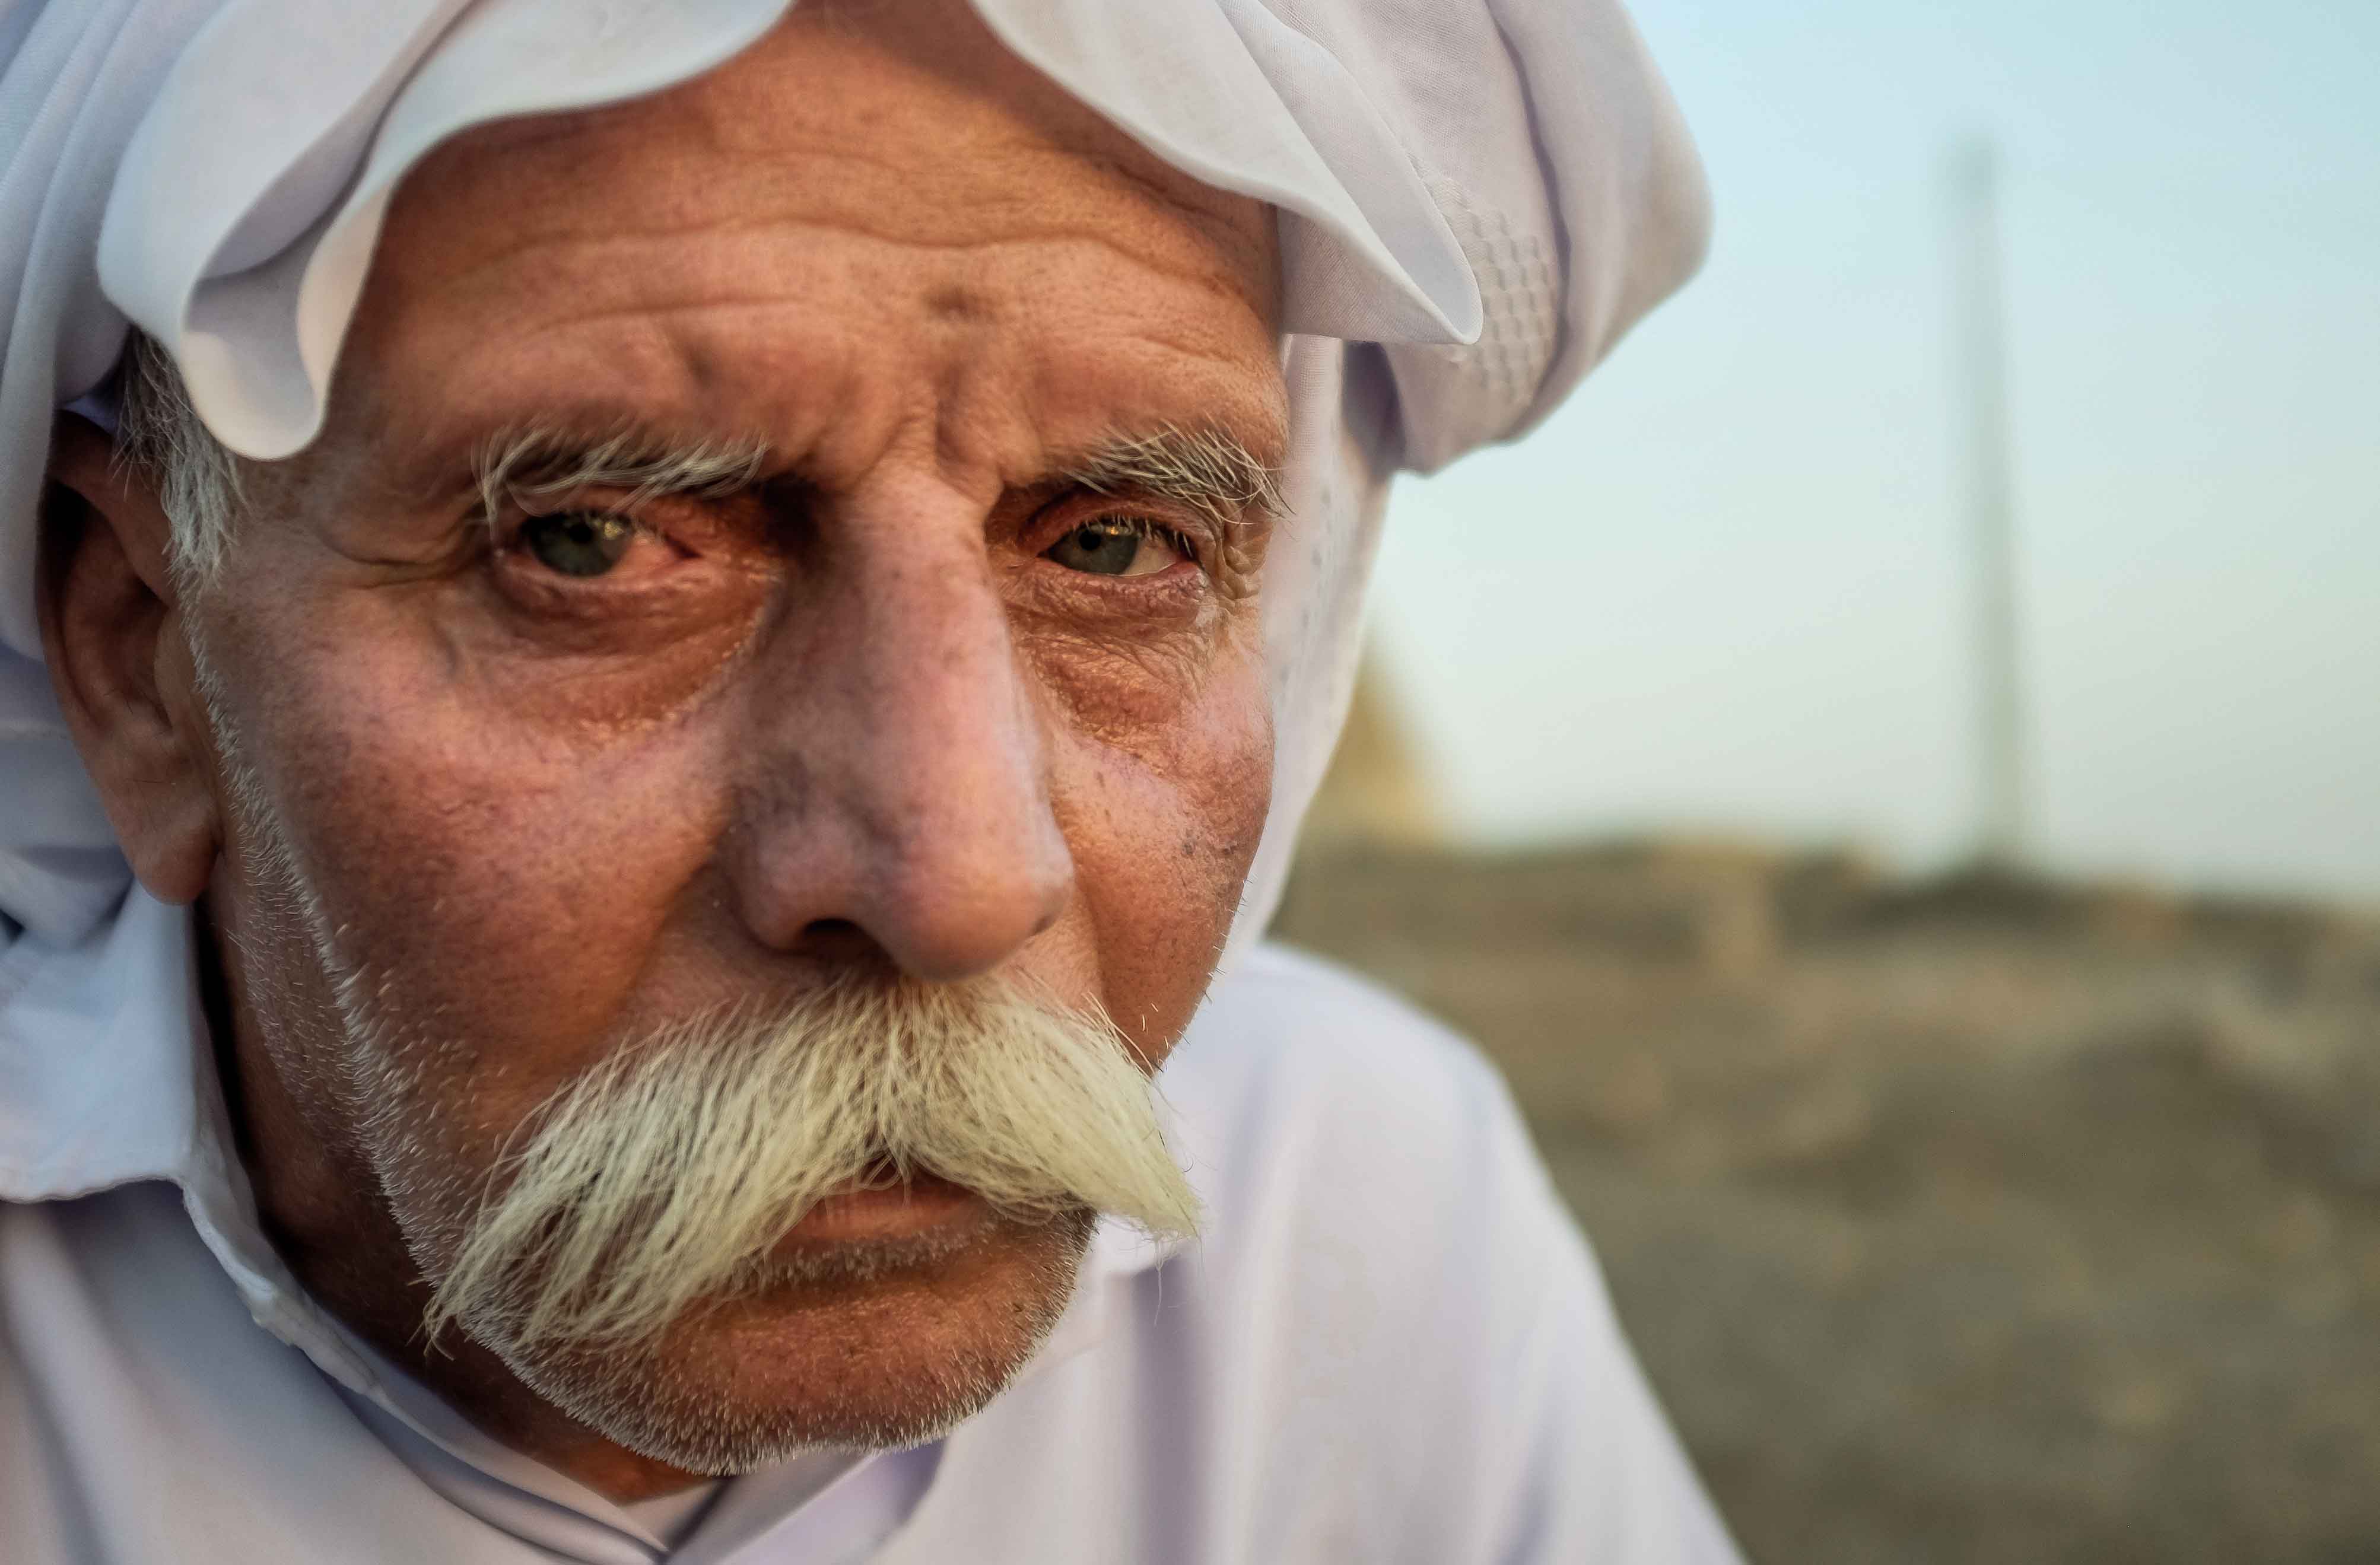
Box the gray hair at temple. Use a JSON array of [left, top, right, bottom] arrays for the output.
[[110, 331, 242, 588]]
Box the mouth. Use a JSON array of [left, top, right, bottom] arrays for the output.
[[773, 1162, 990, 1249]]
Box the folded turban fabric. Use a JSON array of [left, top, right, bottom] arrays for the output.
[[0, 0, 1706, 1195]]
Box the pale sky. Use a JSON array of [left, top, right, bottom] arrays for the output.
[[1371, 0, 2379, 901]]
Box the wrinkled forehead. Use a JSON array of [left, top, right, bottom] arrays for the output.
[[406, 0, 1283, 302], [319, 0, 1286, 484], [84, 0, 1503, 473]]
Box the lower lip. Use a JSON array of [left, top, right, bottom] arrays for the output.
[[776, 1171, 986, 1245]]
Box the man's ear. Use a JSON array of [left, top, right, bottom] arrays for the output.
[[37, 413, 221, 905]]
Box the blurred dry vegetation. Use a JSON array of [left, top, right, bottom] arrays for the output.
[[1272, 838, 2380, 1563]]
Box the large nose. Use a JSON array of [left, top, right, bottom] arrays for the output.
[[727, 490, 1073, 982]]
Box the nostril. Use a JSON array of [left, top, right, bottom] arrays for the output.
[[796, 918, 875, 958]]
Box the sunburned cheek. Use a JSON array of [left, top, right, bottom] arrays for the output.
[[1062, 669, 1273, 1063], [242, 626, 732, 1112]]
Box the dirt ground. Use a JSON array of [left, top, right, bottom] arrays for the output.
[[1270, 843, 2380, 1564]]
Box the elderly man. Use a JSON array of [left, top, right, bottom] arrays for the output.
[[0, 1, 1729, 1560]]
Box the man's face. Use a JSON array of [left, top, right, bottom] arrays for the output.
[[179, 2, 1282, 1478]]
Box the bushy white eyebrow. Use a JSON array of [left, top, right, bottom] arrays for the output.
[[1061, 426, 1283, 532], [468, 422, 1281, 535], [471, 427, 773, 526]]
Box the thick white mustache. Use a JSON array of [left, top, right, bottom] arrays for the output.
[[424, 976, 1202, 1353]]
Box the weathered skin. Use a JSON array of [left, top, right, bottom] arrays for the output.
[[40, 0, 1285, 1500]]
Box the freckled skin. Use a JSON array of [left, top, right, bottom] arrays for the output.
[[40, 0, 1284, 1501]]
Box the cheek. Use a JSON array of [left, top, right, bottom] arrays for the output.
[[224, 604, 728, 1122], [1056, 653, 1274, 1063]]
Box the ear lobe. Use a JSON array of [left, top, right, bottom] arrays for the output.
[[37, 413, 221, 905]]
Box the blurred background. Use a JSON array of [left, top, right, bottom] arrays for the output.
[[1268, 2, 2378, 1559]]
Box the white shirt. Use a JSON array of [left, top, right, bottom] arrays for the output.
[[0, 933, 1740, 1563]]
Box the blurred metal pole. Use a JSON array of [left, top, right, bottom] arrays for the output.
[[1948, 136, 2026, 869]]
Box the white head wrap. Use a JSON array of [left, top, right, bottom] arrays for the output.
[[0, 1, 1705, 1206]]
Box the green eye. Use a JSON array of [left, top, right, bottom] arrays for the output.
[[523, 512, 636, 577], [1043, 519, 1174, 577]]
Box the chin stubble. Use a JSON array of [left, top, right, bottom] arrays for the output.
[[516, 1207, 1100, 1471]]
